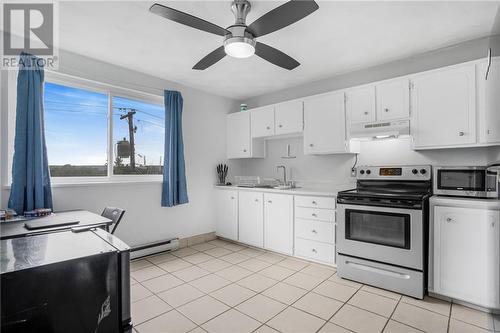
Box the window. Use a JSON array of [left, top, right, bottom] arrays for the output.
[[39, 74, 164, 181]]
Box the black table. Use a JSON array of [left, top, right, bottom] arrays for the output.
[[0, 210, 113, 240]]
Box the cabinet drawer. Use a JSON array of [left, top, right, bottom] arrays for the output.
[[295, 238, 335, 264], [295, 219, 335, 243], [295, 196, 335, 209], [295, 207, 335, 222]]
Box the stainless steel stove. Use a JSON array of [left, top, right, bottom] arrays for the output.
[[336, 165, 432, 299]]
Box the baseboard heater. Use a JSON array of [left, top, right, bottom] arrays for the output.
[[130, 238, 179, 259]]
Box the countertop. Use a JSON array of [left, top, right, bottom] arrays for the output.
[[430, 195, 500, 209], [214, 183, 355, 197]]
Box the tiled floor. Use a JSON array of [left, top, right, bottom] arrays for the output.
[[130, 239, 499, 333]]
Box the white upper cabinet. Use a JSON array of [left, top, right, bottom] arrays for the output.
[[304, 92, 348, 155], [264, 193, 293, 255], [215, 189, 238, 241], [346, 86, 376, 124], [238, 191, 264, 248], [227, 112, 264, 159], [411, 64, 476, 149], [477, 58, 500, 144], [251, 106, 275, 138], [275, 100, 303, 135], [376, 78, 410, 121]]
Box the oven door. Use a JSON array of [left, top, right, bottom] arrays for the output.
[[337, 204, 423, 270]]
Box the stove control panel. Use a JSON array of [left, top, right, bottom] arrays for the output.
[[357, 165, 431, 180]]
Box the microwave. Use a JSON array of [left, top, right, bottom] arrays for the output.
[[433, 166, 499, 198]]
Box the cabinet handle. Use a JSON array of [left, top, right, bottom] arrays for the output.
[[384, 108, 389, 113], [311, 248, 317, 253], [230, 196, 235, 199], [267, 200, 272, 203], [311, 229, 317, 234], [446, 217, 452, 223], [266, 126, 270, 130], [278, 124, 283, 128], [254, 199, 259, 202], [458, 132, 465, 137], [312, 213, 317, 217], [312, 201, 317, 205], [364, 111, 369, 115], [309, 143, 314, 147], [243, 149, 247, 152], [487, 129, 492, 135]]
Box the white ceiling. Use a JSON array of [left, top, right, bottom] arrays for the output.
[[57, 1, 500, 100]]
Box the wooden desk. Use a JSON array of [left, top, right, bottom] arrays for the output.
[[0, 210, 112, 240]]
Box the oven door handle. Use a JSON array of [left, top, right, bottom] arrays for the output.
[[346, 261, 411, 279]]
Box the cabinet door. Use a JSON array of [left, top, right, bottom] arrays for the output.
[[251, 106, 275, 138], [215, 190, 238, 241], [264, 193, 293, 255], [346, 86, 376, 124], [275, 100, 303, 135], [411, 65, 476, 148], [304, 92, 347, 154], [477, 59, 500, 144], [434, 206, 500, 308], [227, 112, 251, 158], [376, 78, 410, 121], [238, 191, 264, 248]]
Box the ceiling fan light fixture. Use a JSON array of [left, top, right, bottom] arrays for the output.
[[224, 36, 256, 58]]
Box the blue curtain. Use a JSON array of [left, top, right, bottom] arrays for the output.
[[8, 53, 53, 214], [161, 90, 188, 207]]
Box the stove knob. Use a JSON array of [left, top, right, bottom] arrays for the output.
[[412, 169, 418, 174], [366, 170, 371, 175], [359, 170, 365, 175], [420, 169, 427, 175]]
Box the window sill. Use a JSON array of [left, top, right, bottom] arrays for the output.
[[3, 178, 163, 189]]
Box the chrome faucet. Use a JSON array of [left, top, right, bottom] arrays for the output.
[[276, 165, 287, 186]]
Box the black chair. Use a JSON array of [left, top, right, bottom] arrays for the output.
[[101, 207, 125, 234]]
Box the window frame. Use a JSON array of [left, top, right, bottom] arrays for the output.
[[6, 70, 165, 186]]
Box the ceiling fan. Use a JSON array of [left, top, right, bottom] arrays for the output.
[[149, 0, 319, 70]]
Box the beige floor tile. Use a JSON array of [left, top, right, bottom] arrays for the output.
[[189, 327, 208, 333], [191, 243, 217, 251], [197, 258, 232, 273], [131, 265, 167, 282], [158, 258, 193, 273], [202, 309, 260, 333], [268, 306, 326, 333], [173, 247, 199, 258], [131, 295, 172, 325], [131, 276, 138, 286], [189, 274, 231, 293], [177, 296, 230, 325], [318, 322, 353, 333], [236, 294, 287, 323], [451, 304, 495, 330], [131, 259, 154, 272], [256, 252, 286, 264], [183, 252, 214, 265], [157, 283, 205, 308], [401, 295, 450, 316], [259, 265, 296, 281], [293, 292, 343, 320], [131, 283, 153, 303], [142, 274, 184, 293], [360, 285, 401, 301], [262, 282, 308, 305], [392, 302, 448, 333], [313, 280, 358, 302], [449, 319, 494, 333], [238, 258, 272, 272], [223, 243, 246, 251], [215, 265, 253, 282], [238, 247, 266, 258], [146, 252, 176, 265], [283, 272, 324, 290], [173, 265, 211, 282], [328, 274, 363, 289], [237, 273, 278, 293], [331, 304, 387, 333], [210, 283, 256, 307], [300, 264, 337, 280], [208, 239, 230, 247], [253, 325, 280, 333], [220, 252, 251, 264], [204, 247, 233, 258], [136, 309, 197, 333], [383, 320, 423, 333], [348, 290, 398, 318], [277, 258, 310, 271]]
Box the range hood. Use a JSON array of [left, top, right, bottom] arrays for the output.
[[349, 119, 410, 140]]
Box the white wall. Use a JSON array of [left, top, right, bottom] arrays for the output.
[[0, 50, 241, 247]]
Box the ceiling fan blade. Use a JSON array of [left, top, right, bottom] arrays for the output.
[[255, 42, 300, 70], [193, 46, 226, 70], [150, 3, 229, 37], [247, 0, 318, 37]]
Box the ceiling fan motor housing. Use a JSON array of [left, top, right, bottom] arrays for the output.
[[225, 0, 256, 58]]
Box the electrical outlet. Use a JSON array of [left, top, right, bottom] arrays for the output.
[[351, 167, 357, 177]]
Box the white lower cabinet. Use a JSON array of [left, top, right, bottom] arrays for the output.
[[238, 191, 264, 248], [215, 189, 238, 241], [264, 193, 294, 255], [432, 205, 500, 309]]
